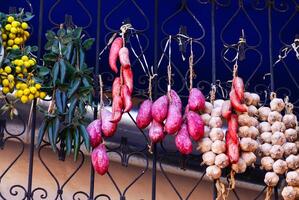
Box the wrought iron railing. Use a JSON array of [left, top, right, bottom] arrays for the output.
[[0, 0, 298, 199]]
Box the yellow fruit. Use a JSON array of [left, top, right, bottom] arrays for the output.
[[21, 55, 29, 61], [28, 94, 34, 100], [17, 60, 24, 66], [16, 83, 21, 89], [21, 83, 27, 90], [39, 92, 46, 99], [18, 37, 23, 44], [11, 21, 19, 27], [23, 88, 30, 95], [34, 91, 40, 98], [24, 61, 30, 68], [16, 66, 21, 73], [2, 79, 9, 86], [14, 37, 21, 45], [4, 66, 11, 73], [5, 24, 11, 31], [2, 87, 10, 94], [9, 82, 14, 89], [7, 74, 14, 81], [16, 90, 23, 97], [23, 68, 28, 73], [7, 39, 14, 46], [2, 42, 6, 47], [28, 59, 35, 66], [35, 83, 41, 90], [9, 33, 16, 39], [12, 45, 19, 49], [21, 95, 28, 103], [7, 16, 14, 23], [21, 22, 28, 29], [10, 27, 17, 34], [1, 33, 7, 40], [29, 87, 36, 94], [18, 74, 24, 78], [24, 31, 30, 37], [0, 69, 3, 73], [29, 79, 35, 84]]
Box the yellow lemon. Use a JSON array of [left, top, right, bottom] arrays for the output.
[[29, 87, 36, 94], [12, 45, 19, 49], [16, 66, 21, 73], [9, 82, 14, 89], [16, 82, 21, 89], [5, 24, 11, 31], [11, 21, 19, 27], [2, 79, 9, 86], [2, 42, 6, 47], [28, 59, 35, 66], [2, 87, 10, 94], [35, 91, 40, 98], [24, 61, 30, 68], [24, 31, 30, 37], [21, 95, 28, 103], [7, 39, 14, 46], [20, 83, 27, 90], [1, 33, 7, 40], [28, 94, 34, 100], [0, 68, 3, 73], [39, 92, 46, 99], [7, 16, 14, 23], [22, 68, 27, 73], [17, 60, 24, 66], [35, 83, 41, 90], [9, 33, 16, 39], [14, 37, 21, 45], [23, 88, 30, 95], [21, 22, 28, 29], [7, 74, 14, 81], [29, 79, 35, 84], [4, 66, 12, 73], [18, 74, 24, 78], [10, 27, 17, 34], [21, 55, 29, 61], [16, 90, 23, 97]]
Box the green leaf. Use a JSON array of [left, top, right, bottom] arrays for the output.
[[61, 92, 67, 111], [66, 128, 72, 156], [53, 117, 60, 145], [43, 53, 57, 62], [36, 120, 48, 147], [45, 31, 56, 40], [67, 78, 81, 98], [79, 125, 90, 152], [53, 62, 59, 86], [47, 120, 56, 152], [82, 38, 94, 50], [57, 29, 66, 37], [74, 128, 80, 161], [59, 59, 66, 83], [73, 27, 82, 39], [38, 66, 50, 76], [68, 97, 78, 123], [79, 48, 85, 69], [55, 90, 63, 113], [65, 43, 73, 60]]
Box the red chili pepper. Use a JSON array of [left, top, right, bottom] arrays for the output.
[[109, 37, 123, 73], [122, 67, 133, 95], [230, 89, 247, 113], [119, 47, 131, 69], [110, 95, 123, 123], [221, 100, 232, 119], [112, 77, 121, 98], [228, 114, 238, 141], [232, 76, 244, 101], [121, 85, 132, 113]]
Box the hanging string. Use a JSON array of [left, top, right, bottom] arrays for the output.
[[148, 74, 157, 101], [284, 96, 294, 114], [157, 38, 171, 70], [216, 179, 227, 200], [210, 84, 217, 104], [167, 35, 172, 93], [265, 187, 273, 200], [228, 170, 236, 190], [189, 39, 194, 91]]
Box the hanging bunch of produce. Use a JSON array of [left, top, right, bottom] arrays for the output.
[[0, 10, 45, 118], [37, 26, 95, 160], [258, 94, 298, 200], [109, 25, 133, 124]]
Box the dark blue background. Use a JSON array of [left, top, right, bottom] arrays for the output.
[[1, 0, 299, 108]]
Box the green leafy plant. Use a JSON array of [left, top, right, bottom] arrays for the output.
[[37, 26, 95, 160]]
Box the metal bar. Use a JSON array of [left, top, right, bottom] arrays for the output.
[[211, 0, 216, 84], [26, 100, 36, 199], [37, 0, 44, 60], [151, 144, 157, 200], [268, 1, 275, 91]]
